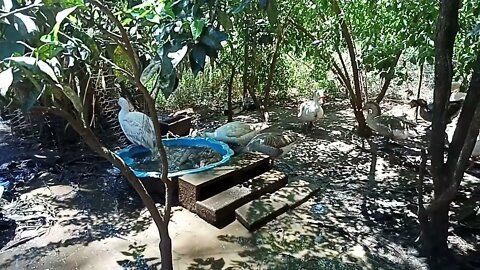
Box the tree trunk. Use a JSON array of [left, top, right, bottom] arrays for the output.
[[159, 215, 173, 270], [34, 105, 173, 269], [263, 19, 289, 108], [331, 0, 369, 136], [158, 176, 175, 269], [421, 0, 461, 261], [415, 63, 424, 122], [429, 205, 450, 255], [227, 65, 235, 122], [242, 19, 249, 106]]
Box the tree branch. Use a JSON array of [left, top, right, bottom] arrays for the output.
[[427, 55, 480, 215], [375, 50, 402, 103], [336, 48, 352, 91], [90, 0, 173, 223], [32, 105, 167, 227], [331, 0, 362, 110], [0, 3, 42, 21]]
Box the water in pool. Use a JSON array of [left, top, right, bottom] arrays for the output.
[[130, 146, 223, 173]]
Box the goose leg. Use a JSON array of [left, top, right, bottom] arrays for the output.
[[307, 121, 313, 132]]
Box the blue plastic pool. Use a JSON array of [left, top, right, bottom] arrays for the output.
[[116, 137, 234, 178]]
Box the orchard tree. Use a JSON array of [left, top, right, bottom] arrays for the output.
[[417, 0, 480, 267]]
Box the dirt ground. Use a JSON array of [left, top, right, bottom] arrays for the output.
[[0, 96, 479, 269]]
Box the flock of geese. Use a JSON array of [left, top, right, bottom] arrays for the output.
[[117, 82, 480, 167]]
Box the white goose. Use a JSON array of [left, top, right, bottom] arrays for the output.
[[203, 121, 267, 146], [118, 97, 159, 157], [298, 90, 325, 131]]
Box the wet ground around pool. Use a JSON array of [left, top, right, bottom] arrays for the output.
[[1, 101, 480, 269]]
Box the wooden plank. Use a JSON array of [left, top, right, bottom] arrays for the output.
[[235, 196, 288, 231], [195, 170, 287, 227], [178, 152, 270, 211]]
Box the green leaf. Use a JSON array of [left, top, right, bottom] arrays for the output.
[[167, 45, 188, 67], [266, 0, 278, 26], [12, 13, 38, 36], [62, 85, 83, 112], [37, 60, 59, 83], [35, 43, 64, 60], [141, 60, 162, 85], [72, 30, 100, 61], [200, 27, 228, 51], [191, 19, 205, 40], [7, 56, 37, 67], [217, 11, 233, 31], [1, 0, 13, 12], [113, 45, 134, 81], [52, 6, 77, 41], [0, 68, 14, 96], [0, 41, 25, 59], [6, 57, 59, 83], [44, 0, 85, 8], [189, 45, 206, 76]]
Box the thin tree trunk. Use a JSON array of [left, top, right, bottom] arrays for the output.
[[415, 63, 425, 122], [331, 1, 362, 109], [375, 50, 402, 103], [242, 19, 249, 106], [227, 64, 235, 122], [91, 2, 174, 269], [331, 0, 369, 136], [38, 105, 174, 269], [263, 16, 290, 108]]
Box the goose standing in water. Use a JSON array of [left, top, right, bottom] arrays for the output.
[[363, 101, 416, 141], [118, 97, 159, 157]]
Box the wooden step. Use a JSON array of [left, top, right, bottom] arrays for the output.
[[235, 195, 288, 231], [178, 152, 270, 211], [235, 179, 322, 231], [195, 170, 288, 227]]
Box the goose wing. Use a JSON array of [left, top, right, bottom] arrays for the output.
[[377, 115, 413, 130], [251, 133, 297, 148], [298, 101, 319, 120], [222, 121, 253, 137], [248, 142, 283, 158], [120, 112, 156, 150]]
